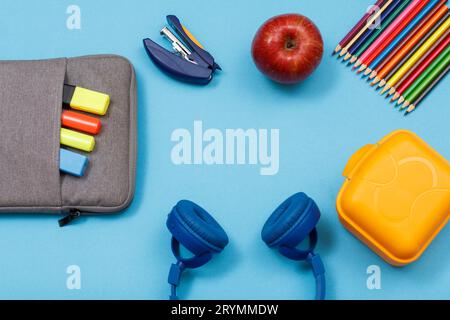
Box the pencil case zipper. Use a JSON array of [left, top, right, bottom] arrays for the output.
[[58, 209, 84, 227]]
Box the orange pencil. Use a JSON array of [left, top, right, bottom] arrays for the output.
[[372, 5, 449, 85], [369, 0, 447, 81]]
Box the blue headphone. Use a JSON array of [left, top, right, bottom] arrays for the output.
[[261, 192, 326, 300], [166, 193, 325, 300]]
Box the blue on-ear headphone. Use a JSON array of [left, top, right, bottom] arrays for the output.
[[262, 192, 326, 300], [166, 200, 229, 300]]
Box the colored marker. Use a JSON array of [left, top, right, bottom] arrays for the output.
[[62, 110, 102, 135], [63, 84, 110, 116], [60, 148, 89, 177], [60, 128, 95, 152]]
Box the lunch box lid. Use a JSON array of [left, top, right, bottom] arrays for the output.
[[337, 130, 450, 266]]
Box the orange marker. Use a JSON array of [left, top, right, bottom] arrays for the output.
[[61, 110, 102, 135]]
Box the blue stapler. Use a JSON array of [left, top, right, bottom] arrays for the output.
[[143, 15, 221, 85]]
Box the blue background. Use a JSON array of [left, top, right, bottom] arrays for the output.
[[0, 0, 449, 300]]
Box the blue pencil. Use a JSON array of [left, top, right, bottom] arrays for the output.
[[345, 0, 404, 62], [366, 0, 442, 73]]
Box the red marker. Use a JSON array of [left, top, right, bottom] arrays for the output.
[[61, 110, 102, 135]]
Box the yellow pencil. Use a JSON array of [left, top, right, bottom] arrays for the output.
[[339, 0, 394, 57], [385, 16, 450, 89]]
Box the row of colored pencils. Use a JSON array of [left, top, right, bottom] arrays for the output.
[[334, 0, 450, 115]]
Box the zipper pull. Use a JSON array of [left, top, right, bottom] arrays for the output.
[[59, 209, 82, 227]]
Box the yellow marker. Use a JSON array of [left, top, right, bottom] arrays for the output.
[[63, 84, 110, 116], [386, 16, 450, 89], [60, 128, 95, 152]]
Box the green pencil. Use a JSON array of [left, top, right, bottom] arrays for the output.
[[351, 0, 413, 65], [405, 66, 449, 114], [401, 46, 450, 110]]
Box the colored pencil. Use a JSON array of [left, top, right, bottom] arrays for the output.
[[340, 0, 394, 57], [391, 32, 450, 99], [405, 66, 449, 114], [400, 46, 450, 109], [345, 0, 404, 61], [394, 34, 450, 102], [367, 0, 443, 74], [380, 12, 450, 92], [355, 0, 430, 71], [351, 0, 414, 64], [380, 15, 450, 94], [334, 0, 386, 55], [369, 0, 447, 80]]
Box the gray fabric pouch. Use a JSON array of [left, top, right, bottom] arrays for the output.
[[0, 55, 137, 226]]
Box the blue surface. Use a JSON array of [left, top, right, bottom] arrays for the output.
[[0, 0, 449, 300]]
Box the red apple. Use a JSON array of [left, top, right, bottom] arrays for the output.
[[252, 14, 324, 84]]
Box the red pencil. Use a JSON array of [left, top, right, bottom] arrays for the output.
[[356, 0, 431, 72], [369, 0, 447, 80], [393, 33, 450, 102], [334, 0, 385, 55]]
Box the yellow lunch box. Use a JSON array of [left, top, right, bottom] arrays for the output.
[[337, 130, 450, 266]]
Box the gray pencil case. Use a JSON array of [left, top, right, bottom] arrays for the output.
[[0, 55, 137, 226]]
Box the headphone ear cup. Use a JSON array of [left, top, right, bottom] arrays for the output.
[[167, 200, 229, 256], [261, 193, 320, 248]]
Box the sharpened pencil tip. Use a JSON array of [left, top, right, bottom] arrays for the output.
[[364, 69, 372, 76], [397, 96, 405, 105], [359, 65, 367, 72], [380, 86, 390, 95], [350, 56, 357, 64], [344, 53, 352, 61], [402, 101, 411, 110], [388, 88, 396, 96], [373, 77, 381, 85], [378, 80, 386, 88], [334, 45, 341, 54], [354, 60, 362, 68], [407, 105, 415, 113], [339, 49, 347, 57], [369, 71, 377, 79]]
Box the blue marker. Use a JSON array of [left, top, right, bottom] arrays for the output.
[[369, 0, 442, 70], [60, 148, 89, 177]]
